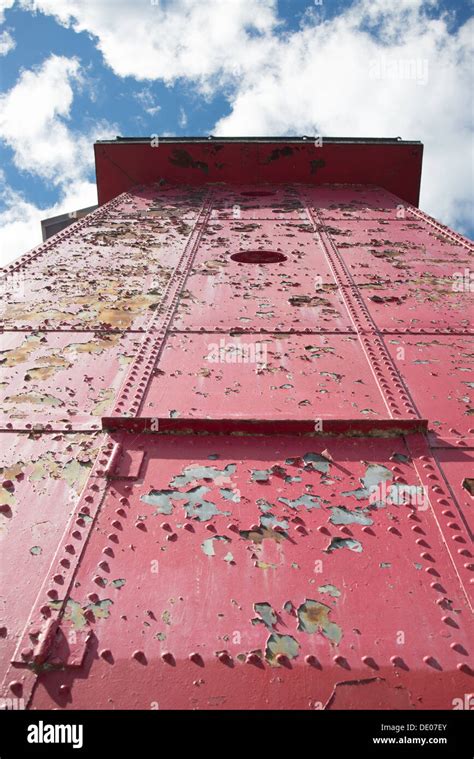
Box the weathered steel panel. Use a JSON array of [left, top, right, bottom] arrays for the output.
[[172, 219, 352, 332], [0, 221, 190, 332], [136, 333, 390, 421], [0, 332, 141, 430], [0, 432, 101, 675], [94, 138, 423, 206], [1, 138, 473, 712], [384, 336, 474, 442], [26, 433, 473, 710]]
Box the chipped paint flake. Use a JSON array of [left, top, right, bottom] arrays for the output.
[[265, 633, 300, 666], [326, 537, 363, 553], [329, 506, 373, 526], [297, 598, 343, 645]]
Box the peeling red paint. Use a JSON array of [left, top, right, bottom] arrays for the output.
[[1, 139, 473, 711]]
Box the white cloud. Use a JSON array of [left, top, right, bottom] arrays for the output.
[[14, 0, 473, 235], [0, 55, 116, 184], [134, 87, 161, 116], [0, 54, 117, 264], [178, 106, 187, 128], [0, 0, 15, 25], [212, 1, 474, 235], [0, 29, 15, 55], [0, 172, 97, 266], [19, 0, 278, 86]]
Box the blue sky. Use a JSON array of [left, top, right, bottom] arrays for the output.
[[0, 0, 472, 263]]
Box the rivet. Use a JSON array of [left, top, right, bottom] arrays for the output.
[[189, 652, 203, 665], [361, 656, 377, 668], [161, 652, 175, 665], [246, 653, 261, 665]]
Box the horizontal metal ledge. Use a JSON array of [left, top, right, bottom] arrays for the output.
[[98, 136, 422, 146], [101, 416, 428, 436]]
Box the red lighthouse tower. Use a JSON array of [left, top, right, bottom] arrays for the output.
[[1, 137, 472, 710]]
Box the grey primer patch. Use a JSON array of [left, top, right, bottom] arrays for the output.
[[380, 562, 391, 569], [326, 537, 363, 553], [140, 489, 175, 514], [170, 463, 236, 487], [318, 584, 341, 598], [265, 633, 300, 665], [111, 578, 126, 588], [174, 486, 231, 521], [342, 463, 393, 501], [257, 499, 273, 513], [253, 602, 277, 630], [251, 469, 271, 482], [201, 535, 230, 556], [278, 494, 321, 510], [297, 599, 342, 645], [285, 452, 330, 474], [303, 452, 330, 474], [220, 487, 240, 502], [30, 546, 42, 555], [414, 563, 422, 570], [329, 506, 373, 526], [260, 514, 289, 530]]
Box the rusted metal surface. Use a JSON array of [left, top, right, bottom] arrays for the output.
[[24, 433, 474, 710], [94, 137, 423, 207], [0, 139, 472, 711]]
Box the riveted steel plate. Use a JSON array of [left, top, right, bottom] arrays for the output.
[[361, 281, 473, 332], [0, 332, 141, 428], [105, 186, 209, 221], [0, 431, 101, 674], [29, 433, 473, 710], [0, 221, 190, 331], [305, 185, 403, 220], [137, 332, 389, 422], [321, 218, 467, 251], [384, 335, 474, 440], [210, 185, 306, 220], [172, 220, 353, 332], [339, 244, 471, 287], [433, 448, 474, 535]]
